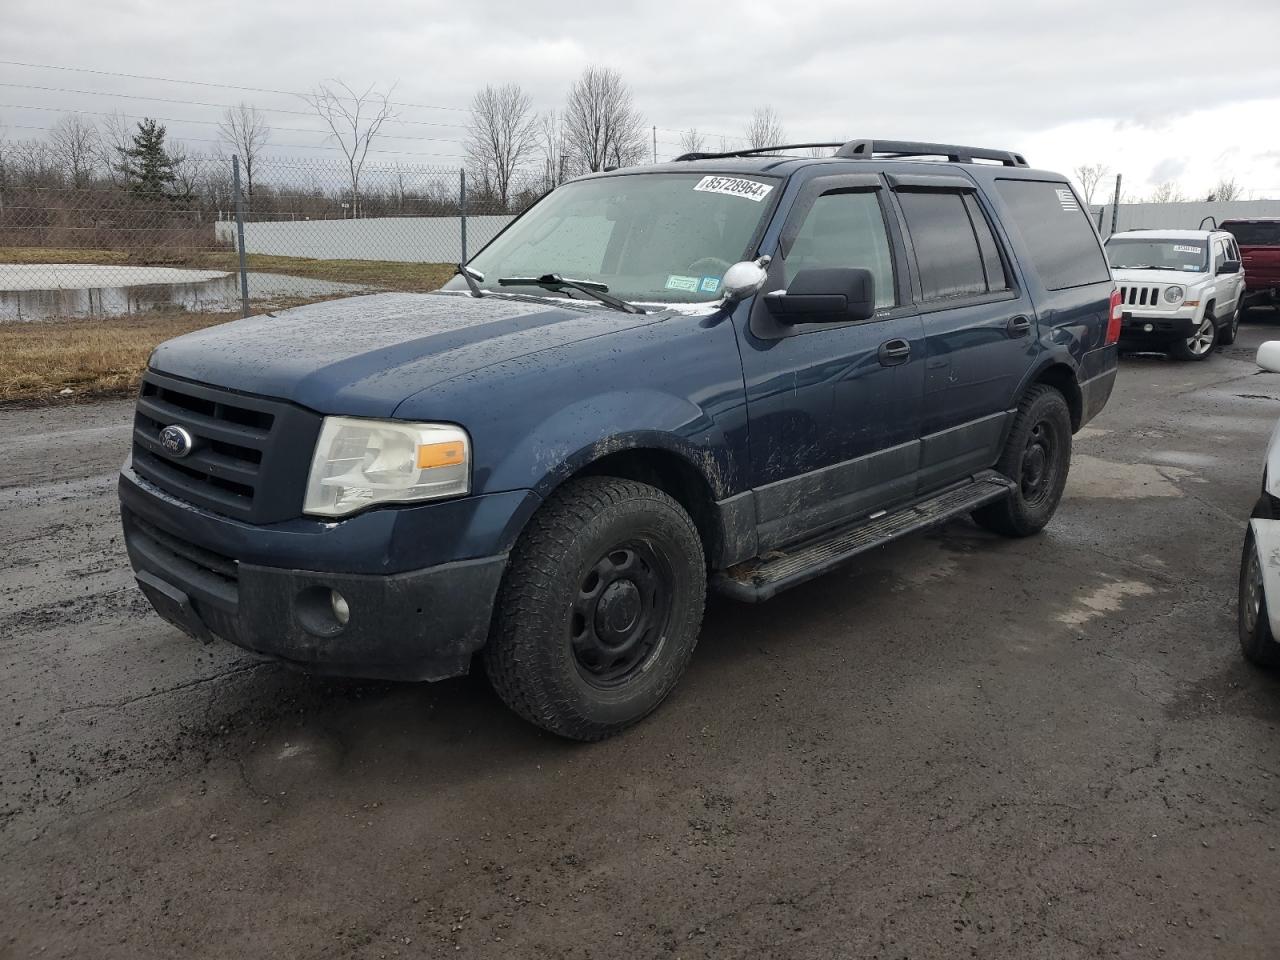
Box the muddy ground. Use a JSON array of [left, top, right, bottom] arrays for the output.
[[3, 329, 1280, 958]]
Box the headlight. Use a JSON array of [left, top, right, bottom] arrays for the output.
[[1164, 285, 1185, 304], [303, 417, 470, 517]]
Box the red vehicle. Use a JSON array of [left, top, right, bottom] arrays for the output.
[[1220, 218, 1280, 310]]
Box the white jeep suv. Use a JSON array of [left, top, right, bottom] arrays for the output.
[[1105, 229, 1247, 361]]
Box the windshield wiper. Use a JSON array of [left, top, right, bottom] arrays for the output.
[[455, 263, 485, 297], [497, 273, 646, 315], [1117, 264, 1159, 270]]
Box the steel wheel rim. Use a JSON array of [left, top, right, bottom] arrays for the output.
[[1244, 537, 1264, 636], [1020, 418, 1057, 505], [569, 538, 672, 688], [1187, 315, 1215, 355]]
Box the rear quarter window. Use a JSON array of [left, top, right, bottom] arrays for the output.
[[994, 179, 1110, 290], [1222, 222, 1280, 246]]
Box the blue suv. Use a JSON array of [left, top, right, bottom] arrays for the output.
[[120, 139, 1120, 740]]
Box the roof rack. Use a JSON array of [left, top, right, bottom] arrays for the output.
[[673, 138, 1029, 168], [673, 142, 844, 162]]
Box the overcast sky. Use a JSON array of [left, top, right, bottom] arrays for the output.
[[5, 0, 1280, 200]]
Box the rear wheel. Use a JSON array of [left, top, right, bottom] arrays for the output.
[[973, 384, 1072, 537], [484, 476, 706, 741], [1170, 310, 1217, 361], [1239, 525, 1280, 668]]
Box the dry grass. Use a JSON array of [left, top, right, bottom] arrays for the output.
[[0, 312, 240, 403]]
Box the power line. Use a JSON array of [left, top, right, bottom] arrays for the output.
[[3, 123, 470, 161], [0, 103, 469, 145], [0, 81, 467, 129], [0, 58, 471, 114]]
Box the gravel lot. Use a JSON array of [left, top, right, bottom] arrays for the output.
[[3, 328, 1280, 959]]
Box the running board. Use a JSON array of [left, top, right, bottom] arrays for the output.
[[713, 470, 1016, 602]]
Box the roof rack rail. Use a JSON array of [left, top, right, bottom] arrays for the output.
[[673, 142, 844, 162], [671, 138, 1030, 167], [835, 139, 1029, 167]]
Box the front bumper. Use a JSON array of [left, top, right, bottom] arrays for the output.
[[1117, 311, 1199, 347], [120, 466, 538, 680]]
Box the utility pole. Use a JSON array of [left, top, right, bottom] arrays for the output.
[[652, 125, 657, 164]]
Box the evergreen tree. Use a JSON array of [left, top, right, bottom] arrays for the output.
[[116, 118, 177, 200]]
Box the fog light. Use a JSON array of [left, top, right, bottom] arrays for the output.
[[1143, 323, 1154, 332], [330, 590, 350, 626]]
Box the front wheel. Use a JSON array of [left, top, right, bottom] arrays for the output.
[[1239, 525, 1280, 668], [484, 476, 706, 741], [1170, 311, 1217, 361], [973, 384, 1072, 537], [1219, 299, 1242, 345]]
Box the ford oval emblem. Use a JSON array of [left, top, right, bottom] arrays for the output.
[[159, 425, 195, 458]]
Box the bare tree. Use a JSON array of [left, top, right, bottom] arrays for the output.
[[218, 102, 271, 204], [744, 106, 786, 150], [1072, 163, 1111, 206], [679, 128, 705, 155], [48, 113, 101, 188], [99, 110, 134, 186], [1207, 176, 1243, 201], [170, 144, 207, 207], [563, 66, 647, 173], [1148, 181, 1187, 203], [465, 83, 538, 208], [538, 110, 570, 190], [301, 80, 397, 218]]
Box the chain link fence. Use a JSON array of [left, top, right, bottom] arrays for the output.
[[0, 147, 546, 321]]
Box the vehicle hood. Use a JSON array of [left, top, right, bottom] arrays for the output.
[[148, 292, 665, 417], [1110, 268, 1208, 287]]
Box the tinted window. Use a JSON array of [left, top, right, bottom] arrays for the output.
[[995, 179, 1111, 290], [964, 193, 1010, 293], [1213, 240, 1227, 271], [896, 190, 987, 300], [1222, 222, 1280, 247], [785, 190, 896, 308]]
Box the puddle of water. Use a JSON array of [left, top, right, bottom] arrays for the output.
[[0, 264, 368, 320]]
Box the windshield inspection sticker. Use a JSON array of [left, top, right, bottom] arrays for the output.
[[1055, 188, 1081, 212], [693, 176, 774, 202], [699, 276, 721, 293], [665, 274, 700, 292]]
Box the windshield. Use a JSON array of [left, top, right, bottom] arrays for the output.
[[444, 172, 778, 303], [1105, 237, 1207, 272]]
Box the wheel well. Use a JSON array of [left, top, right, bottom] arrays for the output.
[[574, 449, 721, 565], [1033, 364, 1083, 431]]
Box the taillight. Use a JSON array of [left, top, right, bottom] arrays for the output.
[[1105, 288, 1123, 345]]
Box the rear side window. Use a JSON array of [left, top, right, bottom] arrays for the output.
[[1222, 222, 1280, 246], [994, 179, 1110, 290], [896, 190, 992, 301]]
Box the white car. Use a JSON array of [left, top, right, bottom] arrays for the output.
[[1105, 229, 1247, 361], [1240, 341, 1280, 667]]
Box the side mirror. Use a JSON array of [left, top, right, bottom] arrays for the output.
[[721, 257, 771, 302], [1258, 341, 1280, 373], [764, 268, 875, 324], [1218, 259, 1241, 275]]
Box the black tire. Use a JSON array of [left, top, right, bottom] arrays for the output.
[[1239, 525, 1280, 668], [1169, 308, 1217, 361], [973, 384, 1072, 537], [1218, 299, 1242, 345], [483, 476, 706, 741]]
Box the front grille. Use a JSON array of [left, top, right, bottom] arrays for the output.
[[131, 371, 322, 523], [1120, 284, 1163, 308]]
